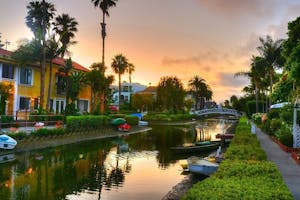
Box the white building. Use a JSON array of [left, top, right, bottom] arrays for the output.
[[112, 82, 147, 104]]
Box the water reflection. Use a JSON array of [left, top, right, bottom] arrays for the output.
[[0, 118, 235, 200]]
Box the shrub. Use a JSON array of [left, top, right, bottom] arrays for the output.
[[275, 125, 293, 147], [270, 118, 282, 135], [66, 115, 111, 132], [183, 116, 293, 200], [32, 128, 66, 137], [8, 131, 27, 140], [125, 115, 139, 125], [267, 108, 281, 120], [251, 113, 264, 125], [0, 115, 14, 128]]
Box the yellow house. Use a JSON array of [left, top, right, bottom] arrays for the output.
[[0, 48, 91, 117]]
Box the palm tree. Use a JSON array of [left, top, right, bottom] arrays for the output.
[[86, 63, 114, 113], [111, 54, 128, 109], [257, 35, 284, 107], [91, 0, 118, 66], [59, 58, 73, 106], [53, 13, 78, 58], [127, 63, 135, 95], [235, 56, 266, 112], [45, 36, 60, 111], [26, 0, 56, 109], [188, 76, 212, 110]]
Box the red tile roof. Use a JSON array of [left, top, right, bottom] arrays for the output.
[[52, 58, 89, 72], [0, 48, 89, 72], [0, 48, 12, 56]]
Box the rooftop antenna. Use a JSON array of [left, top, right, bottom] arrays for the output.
[[5, 39, 10, 50]]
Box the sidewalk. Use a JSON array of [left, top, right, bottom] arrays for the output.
[[255, 126, 300, 200]]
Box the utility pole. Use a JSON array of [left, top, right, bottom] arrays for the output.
[[0, 33, 4, 48]]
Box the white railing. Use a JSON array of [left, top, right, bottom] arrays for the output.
[[190, 108, 241, 117]]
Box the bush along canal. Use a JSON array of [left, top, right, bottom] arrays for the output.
[[0, 118, 235, 200], [182, 117, 293, 200]]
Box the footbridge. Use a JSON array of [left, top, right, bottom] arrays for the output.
[[190, 108, 242, 117]]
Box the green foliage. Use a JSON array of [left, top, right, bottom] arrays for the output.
[[270, 118, 282, 135], [267, 109, 281, 120], [157, 76, 185, 113], [64, 103, 78, 116], [143, 113, 193, 121], [251, 113, 264, 125], [275, 125, 293, 147], [32, 128, 65, 137], [8, 131, 27, 140], [109, 114, 126, 119], [124, 115, 139, 125], [0, 83, 13, 115], [66, 115, 111, 132], [0, 115, 14, 128], [183, 117, 293, 200], [131, 93, 154, 111], [246, 100, 265, 116]]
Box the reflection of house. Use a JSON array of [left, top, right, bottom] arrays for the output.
[[112, 82, 147, 104], [0, 48, 91, 117]]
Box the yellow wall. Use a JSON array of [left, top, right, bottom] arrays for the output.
[[0, 57, 91, 113]]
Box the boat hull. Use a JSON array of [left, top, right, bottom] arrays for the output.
[[0, 135, 17, 150], [170, 142, 220, 154], [187, 157, 219, 176]]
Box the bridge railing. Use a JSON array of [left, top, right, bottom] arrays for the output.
[[191, 108, 241, 116]]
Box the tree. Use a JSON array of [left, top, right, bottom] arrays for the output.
[[59, 58, 73, 106], [235, 56, 266, 112], [53, 13, 78, 58], [91, 0, 118, 66], [127, 63, 135, 95], [111, 54, 128, 109], [157, 76, 185, 113], [257, 35, 284, 107], [188, 76, 212, 110], [0, 83, 13, 115], [86, 63, 114, 113], [26, 0, 56, 109], [131, 93, 154, 112], [283, 16, 300, 91], [45, 36, 60, 111]]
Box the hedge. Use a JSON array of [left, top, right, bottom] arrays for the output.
[[182, 117, 293, 200], [66, 115, 111, 132]]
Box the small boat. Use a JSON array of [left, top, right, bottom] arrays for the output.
[[0, 134, 17, 150], [187, 156, 219, 176], [118, 123, 131, 132], [170, 141, 220, 154], [0, 153, 15, 163], [215, 133, 235, 139], [111, 118, 126, 126], [138, 121, 148, 126]]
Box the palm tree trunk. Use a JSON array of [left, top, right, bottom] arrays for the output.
[[101, 11, 106, 66], [255, 82, 258, 113], [46, 61, 53, 111], [118, 73, 121, 110]]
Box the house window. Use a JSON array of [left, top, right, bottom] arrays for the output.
[[2, 63, 14, 79], [20, 67, 32, 85], [56, 75, 66, 95], [19, 97, 30, 110], [123, 86, 128, 92], [77, 100, 88, 113]]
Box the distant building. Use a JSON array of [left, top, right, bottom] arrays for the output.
[[137, 86, 158, 100], [112, 82, 147, 104]]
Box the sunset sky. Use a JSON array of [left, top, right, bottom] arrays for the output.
[[1, 0, 300, 103]]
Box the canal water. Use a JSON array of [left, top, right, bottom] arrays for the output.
[[0, 118, 235, 200]]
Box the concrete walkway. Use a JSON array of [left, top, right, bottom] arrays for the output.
[[255, 126, 300, 200]]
